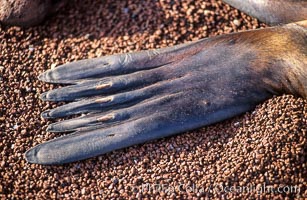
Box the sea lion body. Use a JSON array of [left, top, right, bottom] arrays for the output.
[[0, 0, 68, 27], [224, 0, 307, 25]]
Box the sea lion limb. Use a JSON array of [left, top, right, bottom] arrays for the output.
[[25, 21, 307, 164]]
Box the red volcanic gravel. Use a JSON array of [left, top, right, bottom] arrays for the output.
[[0, 0, 306, 199]]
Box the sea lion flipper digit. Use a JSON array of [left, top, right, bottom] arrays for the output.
[[38, 41, 204, 84], [25, 89, 259, 165], [26, 22, 306, 164], [223, 0, 307, 25]]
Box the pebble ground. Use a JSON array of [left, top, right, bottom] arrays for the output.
[[0, 0, 306, 199]]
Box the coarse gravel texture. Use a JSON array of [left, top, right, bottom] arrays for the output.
[[0, 0, 306, 199]]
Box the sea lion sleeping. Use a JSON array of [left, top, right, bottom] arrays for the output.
[[24, 0, 306, 165]]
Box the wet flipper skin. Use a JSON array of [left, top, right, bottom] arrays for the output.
[[25, 21, 307, 165]]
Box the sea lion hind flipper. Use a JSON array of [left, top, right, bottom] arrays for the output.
[[39, 61, 177, 102], [26, 22, 307, 164], [25, 90, 256, 165], [38, 40, 205, 84], [40, 74, 191, 118]]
